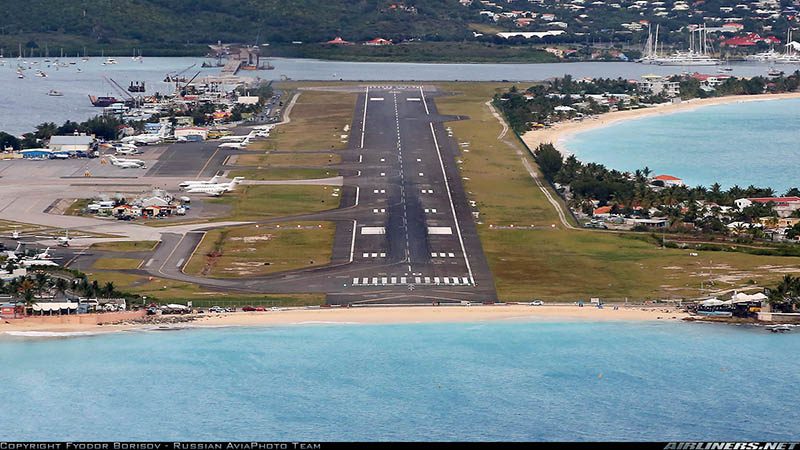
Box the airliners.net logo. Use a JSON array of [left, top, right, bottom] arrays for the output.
[[666, 443, 798, 450]]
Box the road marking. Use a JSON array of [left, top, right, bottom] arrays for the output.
[[419, 86, 430, 115], [360, 86, 369, 149], [361, 227, 386, 235], [370, 97, 385, 101], [158, 234, 186, 276], [428, 227, 453, 235], [196, 147, 221, 179], [176, 258, 185, 268], [145, 258, 154, 267], [430, 122, 475, 286], [354, 186, 360, 206], [349, 220, 358, 263]]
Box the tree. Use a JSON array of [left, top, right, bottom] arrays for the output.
[[766, 275, 800, 312], [103, 282, 116, 298], [534, 143, 563, 182]]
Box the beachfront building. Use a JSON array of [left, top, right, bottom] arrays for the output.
[[638, 75, 680, 97], [735, 197, 800, 218]]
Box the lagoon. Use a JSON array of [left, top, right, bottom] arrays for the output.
[[562, 98, 800, 192]]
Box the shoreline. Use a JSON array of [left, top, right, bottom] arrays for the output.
[[521, 92, 800, 158], [0, 304, 688, 335]]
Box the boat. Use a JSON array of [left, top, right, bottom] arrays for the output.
[[696, 310, 733, 317], [768, 67, 783, 77], [34, 70, 47, 77], [766, 325, 792, 333], [103, 57, 118, 65], [128, 81, 146, 93], [88, 95, 121, 107], [638, 24, 721, 66], [17, 73, 24, 79], [47, 90, 63, 96]]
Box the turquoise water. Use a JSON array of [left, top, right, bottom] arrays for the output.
[[563, 98, 800, 193], [1, 321, 799, 441]]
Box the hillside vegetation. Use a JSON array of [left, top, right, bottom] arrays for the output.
[[0, 0, 472, 54]]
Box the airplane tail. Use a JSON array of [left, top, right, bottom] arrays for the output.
[[209, 175, 220, 184]]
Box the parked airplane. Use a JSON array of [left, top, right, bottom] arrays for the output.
[[218, 140, 249, 149], [56, 230, 72, 247], [178, 175, 221, 189], [108, 155, 146, 169], [185, 180, 240, 197], [20, 250, 60, 267], [218, 135, 249, 142], [121, 133, 162, 145], [4, 243, 24, 260]]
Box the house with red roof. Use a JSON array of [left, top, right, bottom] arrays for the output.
[[651, 175, 685, 187], [722, 33, 781, 47], [365, 38, 393, 46], [326, 37, 353, 45]]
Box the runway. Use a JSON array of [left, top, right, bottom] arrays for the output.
[[144, 86, 497, 304]]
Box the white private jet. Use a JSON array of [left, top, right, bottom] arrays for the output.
[[179, 175, 222, 189], [108, 155, 146, 169], [218, 140, 249, 149], [56, 230, 72, 247], [4, 243, 24, 260], [115, 145, 141, 155], [218, 135, 249, 142], [185, 180, 240, 197], [121, 133, 162, 146]]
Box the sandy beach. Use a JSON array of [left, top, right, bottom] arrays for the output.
[[521, 92, 800, 156], [0, 304, 688, 335]]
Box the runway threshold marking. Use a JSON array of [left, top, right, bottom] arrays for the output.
[[430, 122, 475, 286]]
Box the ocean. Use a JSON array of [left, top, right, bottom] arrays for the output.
[[0, 56, 783, 135], [1, 321, 798, 441], [562, 98, 800, 193]]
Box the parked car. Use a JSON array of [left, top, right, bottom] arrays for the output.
[[208, 306, 225, 313], [242, 306, 256, 312], [529, 300, 545, 306]]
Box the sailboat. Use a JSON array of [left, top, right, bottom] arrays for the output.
[[638, 24, 720, 65], [775, 29, 800, 64]]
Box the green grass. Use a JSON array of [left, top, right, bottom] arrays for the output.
[[209, 185, 340, 221], [184, 222, 335, 278], [88, 271, 324, 306], [91, 241, 158, 252], [260, 90, 357, 151], [64, 199, 91, 216], [235, 152, 341, 167], [434, 82, 800, 301], [92, 257, 143, 270], [229, 168, 337, 181]]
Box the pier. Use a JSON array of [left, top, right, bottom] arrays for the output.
[[221, 58, 242, 75]]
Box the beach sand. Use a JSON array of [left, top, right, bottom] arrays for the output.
[[0, 304, 688, 334], [521, 92, 800, 156]]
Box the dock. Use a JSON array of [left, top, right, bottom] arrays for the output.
[[221, 58, 242, 75]]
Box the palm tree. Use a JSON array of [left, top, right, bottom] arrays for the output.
[[54, 278, 68, 299], [103, 282, 115, 298], [34, 272, 49, 297], [17, 277, 37, 312]]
